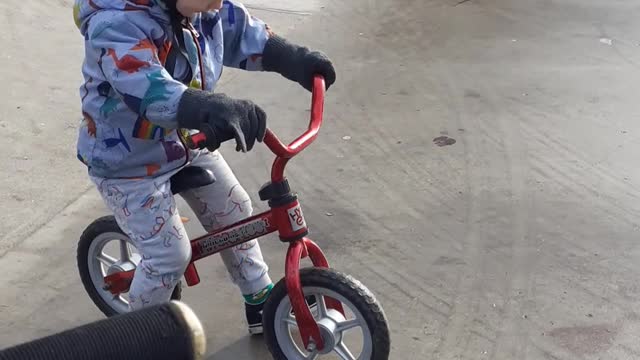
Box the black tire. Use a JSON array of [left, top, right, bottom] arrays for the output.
[[77, 216, 182, 318], [263, 267, 391, 360]]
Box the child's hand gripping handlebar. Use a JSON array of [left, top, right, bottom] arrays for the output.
[[188, 75, 326, 159]]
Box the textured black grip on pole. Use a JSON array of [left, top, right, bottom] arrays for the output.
[[0, 301, 206, 360]]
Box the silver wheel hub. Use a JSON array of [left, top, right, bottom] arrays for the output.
[[106, 260, 137, 276], [315, 309, 346, 354], [87, 231, 141, 314]]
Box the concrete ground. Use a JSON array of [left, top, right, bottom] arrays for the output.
[[2, 0, 640, 359]]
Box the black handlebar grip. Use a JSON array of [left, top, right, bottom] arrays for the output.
[[0, 301, 206, 360]]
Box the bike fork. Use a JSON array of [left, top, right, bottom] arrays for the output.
[[285, 238, 344, 352]]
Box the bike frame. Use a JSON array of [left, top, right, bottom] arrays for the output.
[[103, 76, 340, 351]]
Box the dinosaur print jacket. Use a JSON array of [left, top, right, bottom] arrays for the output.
[[73, 0, 271, 179]]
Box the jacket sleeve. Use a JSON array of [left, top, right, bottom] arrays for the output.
[[87, 11, 188, 129], [219, 1, 272, 70]]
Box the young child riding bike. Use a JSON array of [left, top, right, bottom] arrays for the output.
[[73, 0, 336, 334]]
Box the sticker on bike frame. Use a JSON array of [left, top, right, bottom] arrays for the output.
[[288, 204, 307, 232], [197, 218, 271, 257]]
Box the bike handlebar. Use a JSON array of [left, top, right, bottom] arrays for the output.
[[263, 75, 325, 158], [0, 301, 206, 360], [188, 75, 325, 159]]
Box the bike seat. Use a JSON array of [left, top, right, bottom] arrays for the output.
[[170, 166, 216, 195]]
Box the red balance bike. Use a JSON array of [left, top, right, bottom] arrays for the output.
[[77, 76, 390, 360]]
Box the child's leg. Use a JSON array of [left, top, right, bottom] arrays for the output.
[[92, 175, 191, 311], [180, 151, 272, 298]]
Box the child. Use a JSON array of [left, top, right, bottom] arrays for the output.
[[73, 0, 335, 334]]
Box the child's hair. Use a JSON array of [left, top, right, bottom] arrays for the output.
[[162, 0, 189, 52]]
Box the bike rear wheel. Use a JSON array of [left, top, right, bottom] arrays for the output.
[[77, 216, 182, 317], [263, 267, 390, 360]]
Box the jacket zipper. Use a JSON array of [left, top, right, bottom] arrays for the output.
[[187, 20, 207, 91], [176, 19, 207, 168]]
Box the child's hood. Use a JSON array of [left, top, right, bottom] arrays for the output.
[[73, 0, 169, 35]]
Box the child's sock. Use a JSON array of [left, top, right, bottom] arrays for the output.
[[244, 283, 274, 305]]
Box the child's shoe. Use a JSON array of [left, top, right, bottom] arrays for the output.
[[244, 284, 317, 335]]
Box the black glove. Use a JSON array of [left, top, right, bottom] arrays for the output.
[[262, 35, 336, 92], [176, 88, 267, 152]]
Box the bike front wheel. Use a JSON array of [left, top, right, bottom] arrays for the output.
[[263, 267, 390, 360]]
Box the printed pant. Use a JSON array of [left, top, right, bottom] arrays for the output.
[[91, 150, 272, 311]]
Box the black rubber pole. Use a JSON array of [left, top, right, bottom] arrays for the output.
[[0, 301, 206, 360]]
